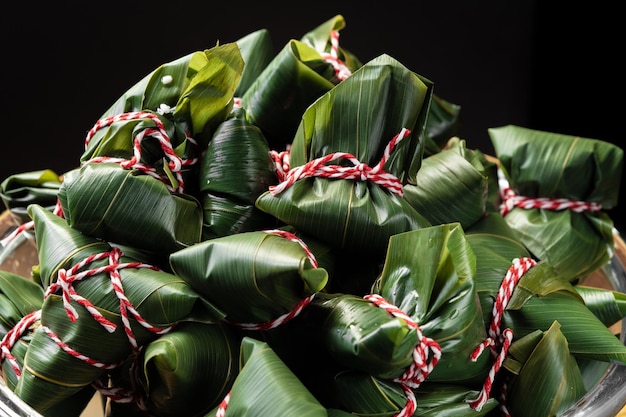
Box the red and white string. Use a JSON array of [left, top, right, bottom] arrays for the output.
[[364, 294, 441, 389], [498, 169, 602, 216], [364, 293, 441, 417], [320, 30, 352, 81], [468, 256, 537, 411], [269, 128, 410, 197], [44, 247, 172, 355], [0, 309, 41, 377], [0, 200, 64, 248]]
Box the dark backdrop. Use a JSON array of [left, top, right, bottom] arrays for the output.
[[2, 2, 623, 230]]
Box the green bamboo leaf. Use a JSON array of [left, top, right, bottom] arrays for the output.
[[136, 321, 241, 417], [58, 163, 204, 256], [465, 212, 532, 323], [413, 383, 499, 416], [403, 141, 488, 229], [465, 212, 626, 364], [201, 193, 280, 240], [0, 271, 43, 335], [0, 170, 62, 223], [287, 54, 432, 181], [504, 288, 626, 363], [489, 124, 622, 281], [422, 94, 462, 157], [374, 223, 491, 385], [169, 230, 328, 323], [234, 29, 274, 98], [330, 370, 410, 416], [330, 371, 499, 417], [206, 337, 327, 417], [176, 43, 244, 146], [0, 271, 42, 390], [575, 284, 626, 327], [240, 39, 336, 149], [258, 180, 430, 256], [504, 321, 587, 417]]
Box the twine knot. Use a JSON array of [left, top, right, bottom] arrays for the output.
[[269, 128, 410, 196], [468, 257, 537, 411]]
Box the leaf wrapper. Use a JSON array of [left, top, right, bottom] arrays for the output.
[[489, 124, 623, 280], [503, 262, 626, 363], [240, 40, 336, 150], [466, 212, 626, 364], [299, 14, 363, 75], [267, 292, 419, 382], [58, 163, 203, 256], [169, 230, 328, 323], [403, 138, 488, 229], [331, 372, 499, 416], [422, 94, 462, 156], [0, 170, 62, 223]]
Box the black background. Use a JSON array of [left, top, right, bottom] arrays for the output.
[[2, 2, 623, 230]]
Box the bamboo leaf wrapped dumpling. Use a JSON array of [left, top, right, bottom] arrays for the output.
[[488, 124, 623, 281], [12, 204, 223, 415], [169, 229, 328, 327], [262, 292, 420, 390], [330, 372, 499, 416], [128, 321, 242, 417], [0, 271, 44, 389], [0, 170, 62, 224], [372, 223, 491, 385], [256, 54, 433, 257]]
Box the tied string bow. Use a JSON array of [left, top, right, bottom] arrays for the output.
[[269, 128, 411, 197], [44, 247, 172, 360], [320, 30, 352, 81], [468, 256, 537, 413], [364, 293, 442, 417], [498, 169, 602, 217], [84, 111, 198, 193]]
